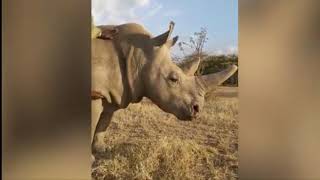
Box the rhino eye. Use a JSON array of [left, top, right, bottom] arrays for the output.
[[168, 73, 179, 83]]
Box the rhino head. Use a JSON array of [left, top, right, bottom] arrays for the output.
[[136, 22, 238, 120]]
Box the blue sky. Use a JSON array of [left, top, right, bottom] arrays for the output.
[[92, 0, 238, 56]]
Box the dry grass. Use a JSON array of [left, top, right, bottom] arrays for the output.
[[92, 87, 238, 180]]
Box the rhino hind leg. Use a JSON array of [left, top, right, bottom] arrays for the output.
[[92, 99, 117, 155]]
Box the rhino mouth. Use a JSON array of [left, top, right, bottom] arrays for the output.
[[174, 105, 199, 121], [178, 116, 197, 121], [176, 113, 197, 121], [155, 102, 195, 121]]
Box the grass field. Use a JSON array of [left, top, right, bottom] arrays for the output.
[[92, 87, 238, 180]]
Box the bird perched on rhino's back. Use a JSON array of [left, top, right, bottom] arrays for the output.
[[91, 17, 118, 40]]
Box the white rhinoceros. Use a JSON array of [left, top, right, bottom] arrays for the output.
[[91, 22, 237, 154]]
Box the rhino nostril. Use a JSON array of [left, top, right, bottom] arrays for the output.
[[193, 104, 199, 114]]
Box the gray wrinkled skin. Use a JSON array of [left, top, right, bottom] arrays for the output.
[[91, 22, 237, 156]]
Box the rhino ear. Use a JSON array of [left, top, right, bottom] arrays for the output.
[[166, 36, 179, 47], [179, 58, 200, 76], [152, 21, 175, 46]]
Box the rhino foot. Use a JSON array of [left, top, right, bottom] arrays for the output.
[[92, 132, 107, 154], [92, 140, 107, 154]]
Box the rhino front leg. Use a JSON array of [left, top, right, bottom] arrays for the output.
[[92, 99, 117, 154], [91, 99, 102, 146]]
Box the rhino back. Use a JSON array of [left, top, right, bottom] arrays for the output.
[[92, 38, 127, 107], [92, 23, 152, 107]]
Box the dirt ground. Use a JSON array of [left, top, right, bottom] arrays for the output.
[[92, 87, 238, 180]]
